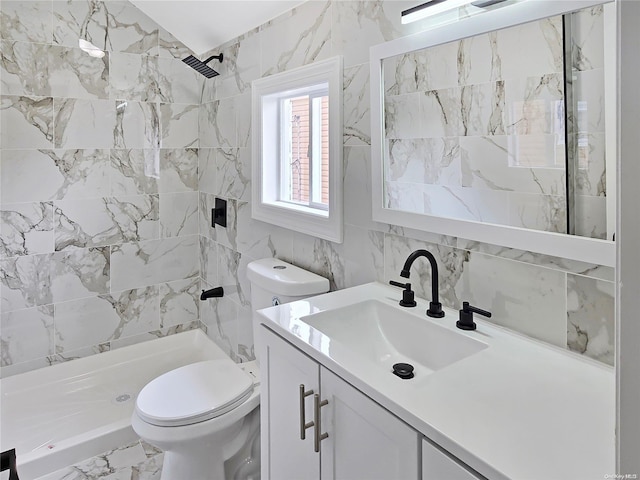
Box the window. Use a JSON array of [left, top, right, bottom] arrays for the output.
[[252, 57, 343, 243]]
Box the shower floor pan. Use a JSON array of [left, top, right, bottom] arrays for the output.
[[0, 329, 228, 479]]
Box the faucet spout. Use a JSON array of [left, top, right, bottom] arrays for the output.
[[399, 249, 444, 318]]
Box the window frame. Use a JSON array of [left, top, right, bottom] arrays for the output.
[[252, 56, 343, 243]]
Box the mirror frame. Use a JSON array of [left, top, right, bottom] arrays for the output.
[[370, 0, 615, 267]]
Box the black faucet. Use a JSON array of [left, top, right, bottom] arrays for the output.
[[399, 249, 444, 318], [200, 286, 224, 300]]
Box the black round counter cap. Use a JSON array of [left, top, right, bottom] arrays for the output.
[[392, 362, 415, 379]]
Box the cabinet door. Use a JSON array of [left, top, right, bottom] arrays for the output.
[[260, 327, 320, 480], [422, 438, 483, 480], [319, 367, 419, 480]]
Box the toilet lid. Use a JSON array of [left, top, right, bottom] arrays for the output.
[[135, 359, 254, 427]]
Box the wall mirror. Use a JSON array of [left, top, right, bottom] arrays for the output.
[[370, 0, 616, 266]]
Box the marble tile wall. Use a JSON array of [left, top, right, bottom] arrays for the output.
[[198, 0, 614, 366], [0, 0, 203, 377]]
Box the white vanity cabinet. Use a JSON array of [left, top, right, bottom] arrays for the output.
[[422, 439, 483, 480], [260, 326, 419, 480]]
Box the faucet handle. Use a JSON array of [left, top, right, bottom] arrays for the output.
[[457, 301, 492, 330], [389, 280, 417, 307]]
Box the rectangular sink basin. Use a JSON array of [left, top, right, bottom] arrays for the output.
[[300, 300, 487, 376]]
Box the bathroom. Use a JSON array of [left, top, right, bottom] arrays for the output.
[[1, 0, 639, 478]]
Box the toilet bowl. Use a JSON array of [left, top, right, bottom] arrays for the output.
[[132, 258, 329, 480]]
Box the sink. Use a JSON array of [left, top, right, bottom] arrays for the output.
[[300, 300, 487, 376]]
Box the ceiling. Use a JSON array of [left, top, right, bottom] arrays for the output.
[[131, 0, 307, 55]]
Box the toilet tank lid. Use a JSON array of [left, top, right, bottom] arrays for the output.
[[247, 258, 330, 297]]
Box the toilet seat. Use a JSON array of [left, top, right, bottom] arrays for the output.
[[135, 359, 254, 427]]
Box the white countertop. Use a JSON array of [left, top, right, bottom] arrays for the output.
[[257, 282, 615, 480]]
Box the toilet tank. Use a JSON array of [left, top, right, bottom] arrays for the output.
[[247, 258, 329, 364]]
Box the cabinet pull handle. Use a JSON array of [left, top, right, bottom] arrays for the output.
[[313, 393, 329, 453], [299, 384, 315, 440]]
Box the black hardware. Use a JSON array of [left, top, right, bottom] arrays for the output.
[[392, 362, 415, 379], [182, 53, 223, 78], [389, 280, 417, 307], [212, 197, 227, 228], [399, 249, 444, 318], [457, 302, 492, 331], [1, 449, 19, 480], [200, 286, 224, 300]]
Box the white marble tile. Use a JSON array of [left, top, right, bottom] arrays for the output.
[[236, 201, 294, 261], [199, 99, 236, 148], [292, 232, 343, 290], [53, 98, 115, 149], [455, 251, 568, 347], [51, 342, 110, 365], [573, 68, 605, 134], [111, 149, 160, 196], [200, 293, 239, 362], [260, 0, 332, 77], [460, 135, 565, 194], [567, 274, 614, 365], [2, 149, 110, 203], [420, 87, 462, 137], [49, 45, 110, 100], [504, 74, 564, 136], [344, 64, 370, 146], [54, 286, 159, 353], [158, 25, 194, 59], [157, 56, 203, 104], [199, 192, 217, 241], [340, 225, 385, 289], [235, 93, 251, 149], [237, 304, 255, 362], [507, 191, 566, 233], [384, 93, 422, 139], [1, 202, 54, 258], [332, 1, 416, 69], [160, 192, 198, 238], [387, 138, 461, 186], [109, 321, 199, 350], [54, 195, 159, 251], [1, 304, 54, 367], [494, 15, 563, 81], [0, 355, 55, 379], [110, 52, 159, 102], [575, 132, 606, 197], [423, 184, 509, 224], [1, 41, 51, 96], [160, 103, 198, 148], [571, 6, 605, 72], [384, 180, 425, 215], [200, 235, 218, 287], [114, 101, 160, 149], [457, 32, 496, 87], [344, 146, 386, 231], [159, 148, 198, 193], [110, 235, 198, 292], [1, 95, 53, 148], [0, 1, 53, 43], [216, 148, 251, 202], [159, 277, 199, 328], [460, 81, 505, 136], [212, 34, 260, 101], [217, 243, 250, 307], [50, 247, 110, 304], [52, 1, 158, 55], [198, 148, 217, 194], [0, 254, 52, 312], [574, 194, 607, 240]]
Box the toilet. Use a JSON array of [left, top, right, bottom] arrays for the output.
[[131, 258, 329, 480]]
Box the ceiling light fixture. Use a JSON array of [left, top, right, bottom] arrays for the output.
[[401, 0, 508, 24], [78, 39, 105, 58]]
